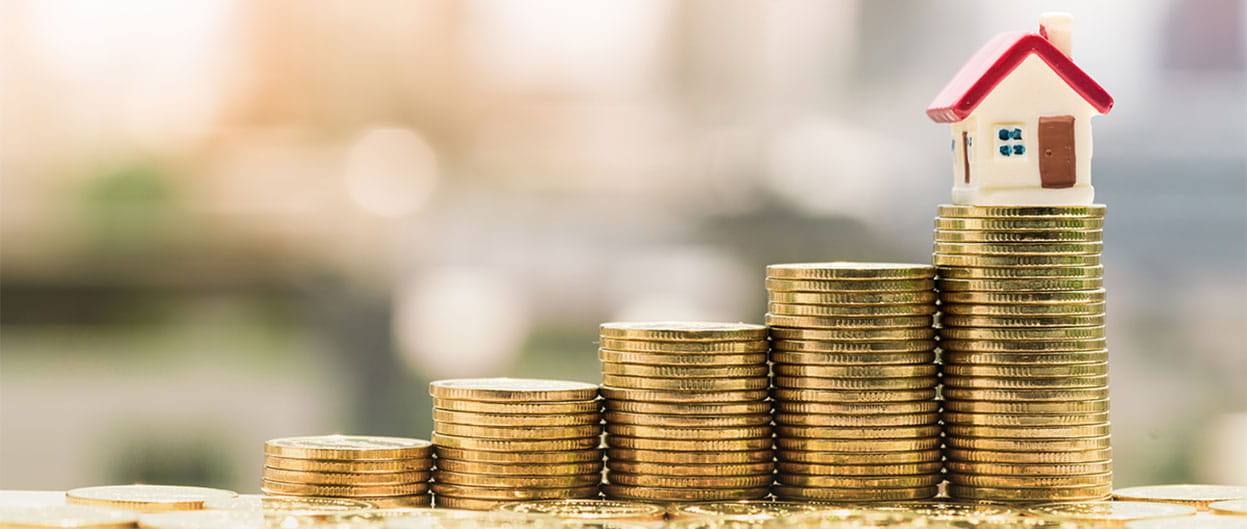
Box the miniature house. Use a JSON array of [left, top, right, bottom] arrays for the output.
[[927, 13, 1113, 206]]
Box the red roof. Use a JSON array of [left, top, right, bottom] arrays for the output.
[[926, 31, 1114, 123]]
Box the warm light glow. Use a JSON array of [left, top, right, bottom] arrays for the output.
[[343, 127, 440, 218]]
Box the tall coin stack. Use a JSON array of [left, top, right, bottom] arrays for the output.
[[597, 322, 774, 503], [429, 378, 604, 510], [263, 435, 434, 508], [933, 204, 1111, 503], [764, 263, 942, 502]]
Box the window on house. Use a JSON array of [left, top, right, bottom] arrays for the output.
[[994, 124, 1025, 159]]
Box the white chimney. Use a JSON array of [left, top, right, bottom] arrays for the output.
[[1039, 12, 1074, 57]]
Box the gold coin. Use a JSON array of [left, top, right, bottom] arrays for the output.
[[430, 434, 599, 452], [948, 484, 1112, 502], [939, 289, 1107, 304], [603, 400, 771, 415], [868, 501, 1017, 521], [606, 460, 774, 477], [935, 216, 1104, 231], [434, 447, 603, 464], [429, 378, 599, 403], [770, 351, 936, 366], [776, 474, 942, 489], [604, 424, 771, 440], [945, 447, 1112, 464], [66, 485, 238, 513], [1210, 499, 1247, 516], [937, 278, 1104, 293], [772, 485, 937, 502], [605, 436, 772, 452], [940, 301, 1106, 316], [775, 425, 941, 439], [771, 387, 937, 402], [1028, 501, 1197, 522], [602, 485, 768, 502], [598, 338, 769, 353], [774, 364, 937, 378], [946, 460, 1114, 476], [433, 398, 600, 415], [774, 376, 937, 391], [668, 501, 847, 521], [942, 387, 1110, 401], [773, 400, 939, 415], [434, 423, 601, 440], [602, 364, 770, 379], [495, 499, 667, 521], [767, 303, 937, 317], [262, 468, 431, 485], [942, 314, 1106, 328], [599, 350, 766, 366], [432, 409, 600, 428], [943, 435, 1111, 452], [775, 412, 939, 427], [265, 435, 433, 460], [765, 278, 935, 293], [947, 472, 1113, 489], [429, 483, 599, 501], [770, 327, 937, 341], [941, 350, 1109, 366], [263, 456, 432, 473], [938, 264, 1104, 279], [435, 459, 602, 476], [938, 339, 1108, 353], [201, 495, 374, 513], [0, 505, 140, 529], [606, 472, 773, 489], [776, 461, 942, 477], [766, 262, 936, 280], [941, 411, 1111, 426], [771, 339, 937, 353], [260, 480, 428, 497], [599, 322, 768, 342], [430, 495, 507, 510], [940, 326, 1106, 341], [775, 437, 940, 452], [606, 448, 773, 465], [432, 470, 599, 489], [938, 204, 1106, 218], [935, 229, 1103, 243], [598, 387, 768, 403], [942, 375, 1109, 389], [766, 314, 934, 329], [599, 375, 768, 391], [942, 363, 1109, 378], [1112, 485, 1247, 509], [934, 242, 1103, 256], [603, 411, 770, 427], [768, 291, 938, 305], [777, 449, 941, 465], [135, 511, 261, 529], [933, 254, 1102, 267]]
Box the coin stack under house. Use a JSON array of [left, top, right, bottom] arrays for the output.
[[262, 435, 434, 508], [934, 204, 1111, 503], [429, 378, 604, 510], [765, 263, 943, 502], [597, 322, 775, 503]]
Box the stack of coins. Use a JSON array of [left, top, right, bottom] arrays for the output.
[[764, 263, 941, 502], [597, 322, 774, 503], [934, 204, 1111, 503], [263, 435, 434, 507], [429, 378, 603, 510]]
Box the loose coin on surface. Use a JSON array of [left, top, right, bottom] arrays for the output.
[[202, 495, 373, 512], [67, 485, 238, 513], [137, 511, 261, 529], [600, 322, 768, 342], [429, 378, 599, 402], [1210, 500, 1247, 516], [495, 499, 666, 521], [1028, 501, 1197, 522], [766, 262, 935, 280], [0, 505, 140, 529], [1114, 485, 1247, 509], [265, 435, 433, 460], [1126, 517, 1247, 529]]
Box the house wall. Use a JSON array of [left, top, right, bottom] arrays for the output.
[[949, 54, 1101, 205]]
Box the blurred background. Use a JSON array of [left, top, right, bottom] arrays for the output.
[[1, 0, 1244, 492]]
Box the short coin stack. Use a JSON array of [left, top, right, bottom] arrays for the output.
[[934, 204, 1111, 503], [429, 378, 603, 510], [598, 322, 774, 503], [765, 263, 942, 502], [263, 435, 434, 508]]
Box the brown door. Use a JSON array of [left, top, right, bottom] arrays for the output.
[[1038, 116, 1076, 188], [961, 131, 970, 183]]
